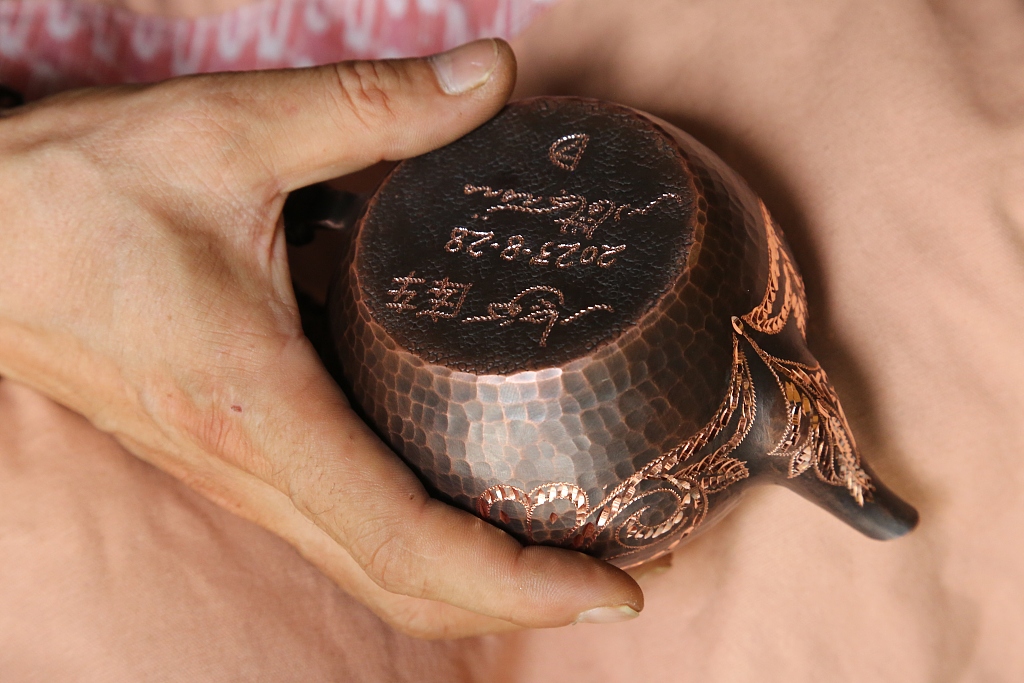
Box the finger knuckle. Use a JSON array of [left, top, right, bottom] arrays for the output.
[[350, 524, 422, 595], [5, 140, 98, 206], [330, 60, 403, 132]]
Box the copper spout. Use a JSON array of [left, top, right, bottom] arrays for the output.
[[781, 460, 919, 540]]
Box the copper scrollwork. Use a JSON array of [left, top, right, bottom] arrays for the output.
[[476, 201, 874, 560]]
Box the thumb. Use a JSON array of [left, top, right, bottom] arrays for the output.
[[191, 38, 516, 193]]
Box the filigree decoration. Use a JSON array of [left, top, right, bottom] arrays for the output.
[[589, 339, 755, 559], [591, 336, 754, 526], [735, 319, 874, 506], [477, 482, 589, 542], [473, 198, 870, 560], [475, 336, 755, 559], [742, 201, 808, 338], [730, 202, 873, 505]]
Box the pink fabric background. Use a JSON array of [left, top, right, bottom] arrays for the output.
[[2, 0, 1022, 679], [0, 0, 551, 98], [0, 381, 475, 681]]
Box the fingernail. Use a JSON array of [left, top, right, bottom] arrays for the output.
[[429, 38, 499, 95], [573, 605, 640, 625]]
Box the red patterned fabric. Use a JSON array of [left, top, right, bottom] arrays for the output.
[[0, 0, 551, 98]]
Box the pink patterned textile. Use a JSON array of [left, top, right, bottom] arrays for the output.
[[0, 0, 551, 98]]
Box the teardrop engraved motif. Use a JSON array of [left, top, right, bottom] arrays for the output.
[[548, 133, 589, 171]]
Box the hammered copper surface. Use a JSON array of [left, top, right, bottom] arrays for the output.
[[327, 98, 917, 567]]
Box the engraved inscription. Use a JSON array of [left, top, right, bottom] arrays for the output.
[[385, 273, 613, 347], [529, 241, 554, 266], [613, 193, 688, 221], [554, 243, 579, 269], [448, 231, 626, 270], [548, 133, 589, 171], [374, 128, 689, 361], [445, 227, 495, 258], [385, 271, 426, 312], [558, 198, 615, 239], [597, 244, 625, 268], [500, 235, 527, 261], [463, 184, 683, 240], [463, 286, 613, 347], [414, 277, 472, 322]]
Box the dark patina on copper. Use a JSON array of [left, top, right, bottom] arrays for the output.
[[327, 97, 918, 568]]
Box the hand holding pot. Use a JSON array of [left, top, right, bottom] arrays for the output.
[[0, 40, 643, 638]]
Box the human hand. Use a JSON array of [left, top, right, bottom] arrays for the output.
[[0, 39, 643, 638]]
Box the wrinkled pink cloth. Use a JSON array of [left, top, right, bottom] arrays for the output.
[[0, 380, 474, 681], [0, 0, 550, 98], [3, 0, 1024, 680]]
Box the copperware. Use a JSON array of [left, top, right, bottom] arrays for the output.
[[326, 97, 918, 568]]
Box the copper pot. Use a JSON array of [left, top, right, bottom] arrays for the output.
[[327, 97, 917, 568]]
